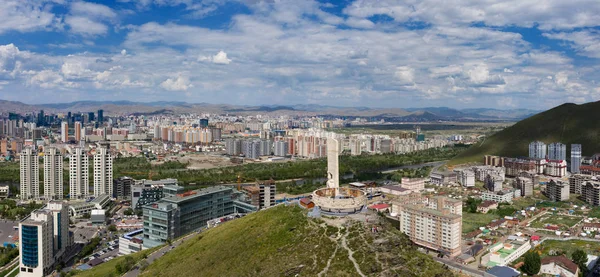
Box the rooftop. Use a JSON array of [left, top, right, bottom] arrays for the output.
[[541, 255, 579, 274], [403, 204, 461, 219], [161, 185, 232, 204]]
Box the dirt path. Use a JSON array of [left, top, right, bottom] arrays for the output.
[[341, 229, 366, 277]]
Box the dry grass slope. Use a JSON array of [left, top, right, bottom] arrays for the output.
[[138, 205, 453, 277]]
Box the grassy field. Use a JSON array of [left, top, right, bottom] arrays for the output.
[[136, 205, 453, 277], [449, 101, 600, 165], [539, 240, 600, 258], [462, 212, 501, 233], [530, 215, 583, 230]]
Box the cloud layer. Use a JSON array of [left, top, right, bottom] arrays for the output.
[[0, 0, 599, 109]]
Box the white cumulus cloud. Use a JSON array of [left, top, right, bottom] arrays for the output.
[[160, 76, 193, 91]]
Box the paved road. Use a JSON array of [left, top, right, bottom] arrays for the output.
[[433, 257, 485, 277], [381, 161, 447, 174], [124, 231, 200, 277]]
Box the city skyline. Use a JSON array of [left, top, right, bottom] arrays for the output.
[[1, 1, 599, 109]]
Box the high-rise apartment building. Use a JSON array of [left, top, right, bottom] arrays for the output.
[[548, 142, 566, 161], [74, 122, 82, 141], [69, 148, 89, 199], [19, 201, 70, 277], [571, 144, 582, 173], [43, 147, 63, 200], [399, 196, 462, 257], [20, 147, 39, 200], [529, 141, 547, 159], [93, 148, 113, 197], [61, 122, 68, 143]]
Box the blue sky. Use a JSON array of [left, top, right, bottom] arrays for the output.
[[1, 0, 600, 109]]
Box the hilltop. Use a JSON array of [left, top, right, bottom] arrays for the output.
[[113, 205, 452, 277], [450, 101, 600, 165]]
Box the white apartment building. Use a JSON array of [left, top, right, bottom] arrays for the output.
[[61, 122, 68, 142], [20, 147, 39, 200], [399, 197, 462, 257], [44, 147, 63, 200], [545, 160, 567, 177], [69, 148, 89, 199], [456, 169, 475, 187], [481, 189, 521, 203], [93, 148, 113, 197], [400, 177, 425, 192]]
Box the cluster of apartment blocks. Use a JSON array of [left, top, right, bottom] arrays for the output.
[[19, 146, 113, 201], [152, 125, 222, 144], [391, 194, 463, 257], [225, 138, 273, 159]]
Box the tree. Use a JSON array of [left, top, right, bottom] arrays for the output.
[[108, 224, 117, 232], [124, 208, 134, 216], [571, 249, 589, 275], [521, 251, 541, 276]]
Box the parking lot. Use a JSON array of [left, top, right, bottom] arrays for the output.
[[72, 221, 99, 243], [0, 220, 18, 245]]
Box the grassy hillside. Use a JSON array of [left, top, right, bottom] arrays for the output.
[[450, 101, 600, 165], [134, 205, 452, 277]]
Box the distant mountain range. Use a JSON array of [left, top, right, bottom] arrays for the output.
[[0, 99, 539, 121]]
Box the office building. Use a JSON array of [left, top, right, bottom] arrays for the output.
[[548, 142, 566, 161], [20, 147, 39, 200], [61, 122, 68, 143], [529, 141, 547, 159], [142, 186, 235, 248], [545, 180, 569, 202], [74, 122, 82, 141], [571, 144, 582, 173], [93, 148, 113, 197], [19, 201, 70, 277], [131, 179, 181, 209], [43, 147, 63, 200], [113, 177, 134, 200], [69, 148, 89, 199], [512, 177, 533, 196], [97, 109, 104, 124], [569, 174, 593, 194], [199, 119, 209, 128], [398, 196, 462, 257], [274, 141, 288, 157]]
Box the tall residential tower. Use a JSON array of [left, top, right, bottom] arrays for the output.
[[69, 148, 89, 199], [20, 147, 39, 200], [93, 147, 113, 197], [43, 147, 63, 200], [571, 144, 582, 173]]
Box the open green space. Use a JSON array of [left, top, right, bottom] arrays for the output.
[[462, 212, 501, 233], [74, 247, 157, 277], [0, 199, 44, 221], [539, 240, 600, 258], [530, 215, 583, 230], [449, 101, 600, 165], [126, 205, 453, 277]]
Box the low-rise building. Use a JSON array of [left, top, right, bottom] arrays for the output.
[[430, 171, 457, 186], [481, 238, 531, 268], [400, 177, 425, 192], [546, 180, 570, 202], [481, 189, 520, 203], [540, 256, 579, 277], [90, 209, 105, 224], [582, 223, 600, 232], [512, 177, 533, 196], [477, 200, 498, 214], [456, 169, 475, 187], [545, 159, 567, 177], [379, 185, 411, 196], [583, 181, 600, 206], [0, 185, 9, 199], [68, 194, 111, 218], [119, 229, 144, 255], [570, 174, 594, 194], [484, 174, 503, 192]]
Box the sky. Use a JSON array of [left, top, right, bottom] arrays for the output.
[[1, 0, 600, 109]]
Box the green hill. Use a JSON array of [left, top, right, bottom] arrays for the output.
[[450, 101, 600, 165], [121, 205, 452, 277]]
